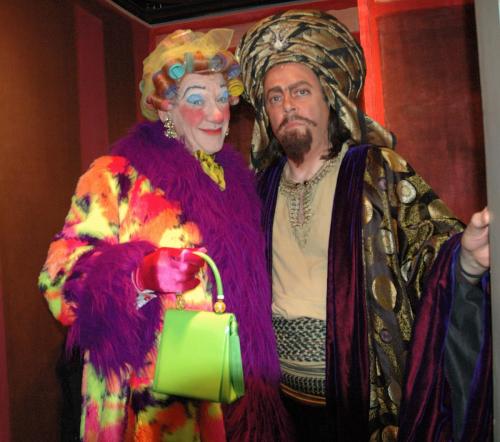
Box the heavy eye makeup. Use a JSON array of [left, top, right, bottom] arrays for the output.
[[185, 93, 205, 106], [217, 89, 229, 104]]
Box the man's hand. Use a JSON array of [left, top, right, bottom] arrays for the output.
[[460, 207, 490, 279]]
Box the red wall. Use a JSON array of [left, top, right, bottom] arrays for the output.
[[379, 4, 485, 221], [359, 0, 485, 221]]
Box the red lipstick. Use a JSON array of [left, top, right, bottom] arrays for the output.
[[200, 128, 223, 135]]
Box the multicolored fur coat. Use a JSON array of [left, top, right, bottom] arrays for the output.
[[39, 121, 290, 441]]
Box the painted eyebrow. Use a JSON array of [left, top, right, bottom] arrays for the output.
[[181, 85, 206, 99], [181, 84, 227, 98], [265, 80, 313, 98]]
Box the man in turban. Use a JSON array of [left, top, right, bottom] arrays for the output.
[[236, 9, 491, 441]]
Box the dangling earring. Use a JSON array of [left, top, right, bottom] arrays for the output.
[[225, 127, 229, 137], [163, 115, 177, 139]]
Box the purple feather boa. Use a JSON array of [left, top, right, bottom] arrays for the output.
[[112, 121, 290, 440], [64, 241, 159, 377]]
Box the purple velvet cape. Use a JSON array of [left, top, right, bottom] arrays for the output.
[[66, 121, 291, 441], [257, 145, 492, 441]]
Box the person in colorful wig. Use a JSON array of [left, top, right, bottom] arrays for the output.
[[236, 10, 491, 441], [39, 28, 290, 441]]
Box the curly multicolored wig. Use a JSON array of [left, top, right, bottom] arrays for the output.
[[140, 29, 244, 121]]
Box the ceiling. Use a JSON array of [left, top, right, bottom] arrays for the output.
[[108, 0, 298, 24]]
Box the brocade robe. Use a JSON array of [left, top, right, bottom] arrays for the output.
[[258, 144, 492, 441]]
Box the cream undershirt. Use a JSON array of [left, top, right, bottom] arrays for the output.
[[272, 147, 346, 320]]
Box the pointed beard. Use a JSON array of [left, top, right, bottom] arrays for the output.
[[279, 128, 313, 166]]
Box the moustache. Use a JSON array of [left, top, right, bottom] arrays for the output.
[[279, 115, 317, 131]]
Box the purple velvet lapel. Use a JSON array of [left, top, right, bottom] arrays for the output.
[[326, 145, 370, 440], [398, 235, 492, 441], [258, 146, 370, 440], [257, 157, 286, 276]]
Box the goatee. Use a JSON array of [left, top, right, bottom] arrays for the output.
[[280, 128, 313, 166]]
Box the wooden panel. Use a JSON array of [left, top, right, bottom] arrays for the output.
[[131, 20, 151, 121], [475, 0, 500, 431], [0, 0, 142, 440], [0, 0, 80, 440], [75, 0, 139, 164], [75, 5, 109, 171], [102, 8, 138, 144], [378, 5, 486, 221], [0, 266, 10, 442]]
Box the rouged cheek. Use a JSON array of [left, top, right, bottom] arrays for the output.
[[179, 105, 205, 127]]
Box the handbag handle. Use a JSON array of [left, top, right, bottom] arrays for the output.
[[191, 250, 226, 313]]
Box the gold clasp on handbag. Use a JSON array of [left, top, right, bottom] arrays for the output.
[[175, 294, 186, 310], [192, 251, 226, 314]]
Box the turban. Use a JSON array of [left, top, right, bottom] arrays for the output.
[[236, 10, 394, 167]]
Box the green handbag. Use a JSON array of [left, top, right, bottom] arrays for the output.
[[152, 251, 245, 403]]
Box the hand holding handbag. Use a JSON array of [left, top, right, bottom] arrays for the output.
[[152, 251, 245, 403]]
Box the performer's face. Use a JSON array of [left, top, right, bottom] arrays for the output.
[[170, 73, 230, 154], [263, 63, 330, 163]]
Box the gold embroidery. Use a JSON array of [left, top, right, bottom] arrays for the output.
[[278, 158, 339, 248]]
